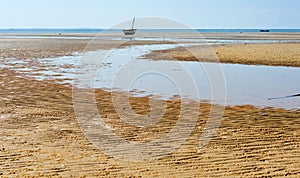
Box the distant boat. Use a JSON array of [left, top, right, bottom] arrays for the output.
[[123, 17, 137, 35], [260, 29, 270, 32]]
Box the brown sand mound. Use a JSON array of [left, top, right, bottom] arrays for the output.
[[144, 43, 300, 67]]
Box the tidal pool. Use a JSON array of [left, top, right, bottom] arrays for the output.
[[1, 43, 299, 110]]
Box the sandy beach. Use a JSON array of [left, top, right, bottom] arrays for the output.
[[144, 43, 300, 67], [0, 33, 300, 177]]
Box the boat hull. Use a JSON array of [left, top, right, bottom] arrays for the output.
[[123, 29, 137, 35]]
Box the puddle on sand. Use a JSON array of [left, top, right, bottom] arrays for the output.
[[72, 45, 300, 109], [219, 64, 300, 110], [78, 44, 300, 110], [1, 43, 300, 110]]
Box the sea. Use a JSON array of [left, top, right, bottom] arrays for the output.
[[0, 28, 300, 34]]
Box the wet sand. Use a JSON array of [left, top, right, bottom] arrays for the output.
[[2, 31, 300, 40], [0, 38, 173, 59], [0, 35, 300, 177], [1, 68, 299, 177]]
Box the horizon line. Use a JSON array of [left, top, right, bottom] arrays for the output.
[[1, 27, 300, 30]]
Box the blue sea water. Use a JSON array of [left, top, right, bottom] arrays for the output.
[[0, 28, 300, 34]]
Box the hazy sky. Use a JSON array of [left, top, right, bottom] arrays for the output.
[[1, 0, 299, 28]]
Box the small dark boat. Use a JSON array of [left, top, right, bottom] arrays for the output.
[[123, 17, 137, 35], [260, 29, 270, 32]]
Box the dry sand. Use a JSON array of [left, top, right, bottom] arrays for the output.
[[144, 43, 300, 67], [0, 35, 300, 177]]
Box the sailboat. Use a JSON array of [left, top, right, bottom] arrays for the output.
[[123, 17, 137, 35]]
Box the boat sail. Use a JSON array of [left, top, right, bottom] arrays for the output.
[[123, 17, 137, 35]]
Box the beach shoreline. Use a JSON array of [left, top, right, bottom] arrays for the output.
[[0, 33, 299, 177]]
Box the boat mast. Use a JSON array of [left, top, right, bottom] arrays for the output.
[[131, 17, 135, 30]]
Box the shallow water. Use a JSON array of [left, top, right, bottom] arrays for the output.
[[1, 43, 299, 110], [90, 45, 300, 110], [2, 34, 300, 45]]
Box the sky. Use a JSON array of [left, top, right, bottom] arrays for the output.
[[0, 0, 299, 29]]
